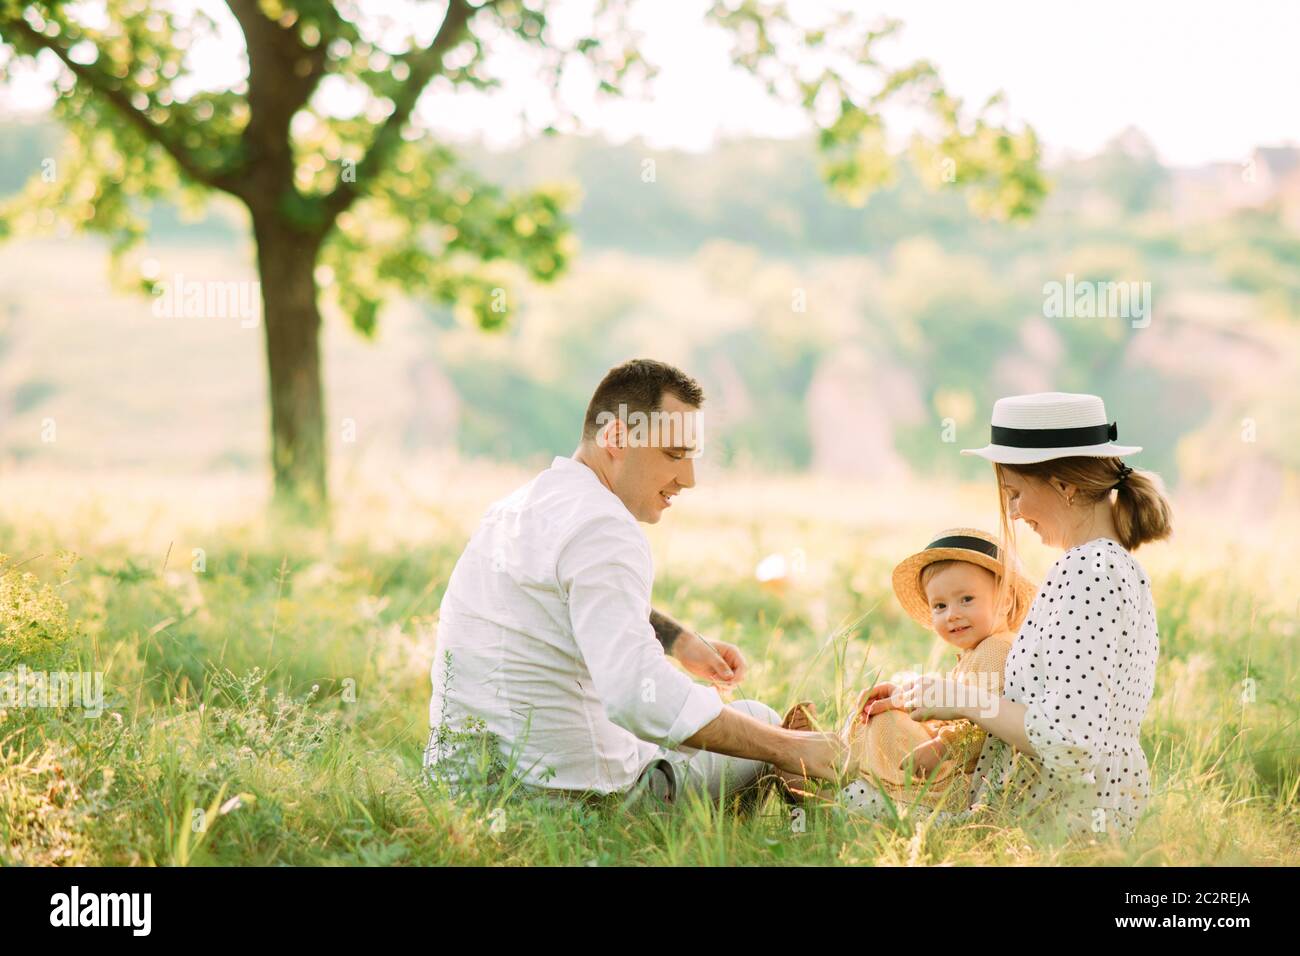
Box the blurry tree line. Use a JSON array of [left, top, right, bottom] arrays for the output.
[[2, 114, 1295, 489]]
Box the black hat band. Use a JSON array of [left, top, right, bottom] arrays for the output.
[[925, 535, 1000, 560], [990, 421, 1118, 449]]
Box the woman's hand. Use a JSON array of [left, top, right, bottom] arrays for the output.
[[890, 674, 970, 721], [673, 631, 747, 689]]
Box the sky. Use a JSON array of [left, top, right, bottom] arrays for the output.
[[2, 0, 1297, 167]]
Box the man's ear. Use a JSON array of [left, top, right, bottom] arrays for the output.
[[599, 416, 628, 460]]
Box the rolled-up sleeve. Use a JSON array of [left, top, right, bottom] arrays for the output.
[[558, 517, 723, 749], [1022, 569, 1121, 786]]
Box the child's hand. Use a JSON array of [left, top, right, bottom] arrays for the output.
[[903, 737, 947, 776], [853, 682, 897, 725]]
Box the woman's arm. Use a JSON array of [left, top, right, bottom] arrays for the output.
[[961, 693, 1036, 757], [893, 676, 1039, 757]]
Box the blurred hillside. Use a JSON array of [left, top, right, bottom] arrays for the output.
[[2, 119, 1298, 517]]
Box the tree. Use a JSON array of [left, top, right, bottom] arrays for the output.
[[0, 0, 1045, 520]]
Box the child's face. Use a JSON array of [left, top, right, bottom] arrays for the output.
[[923, 562, 998, 651]]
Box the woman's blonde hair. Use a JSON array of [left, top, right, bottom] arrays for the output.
[[993, 456, 1174, 568], [918, 557, 1032, 635]]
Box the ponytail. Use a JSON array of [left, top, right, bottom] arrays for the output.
[[1112, 467, 1173, 551]]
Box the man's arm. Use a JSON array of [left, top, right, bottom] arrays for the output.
[[605, 589, 853, 779], [560, 526, 723, 748], [682, 706, 863, 783], [650, 608, 747, 685], [649, 607, 684, 653]]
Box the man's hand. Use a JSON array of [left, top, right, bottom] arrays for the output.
[[682, 704, 864, 786], [778, 729, 865, 784], [673, 630, 747, 689]]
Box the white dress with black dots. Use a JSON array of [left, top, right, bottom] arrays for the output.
[[842, 537, 1159, 838]]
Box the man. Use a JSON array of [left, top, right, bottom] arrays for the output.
[[424, 358, 858, 804]]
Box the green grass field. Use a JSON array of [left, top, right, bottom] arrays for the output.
[[2, 466, 1297, 866]]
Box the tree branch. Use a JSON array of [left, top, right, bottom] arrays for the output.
[[225, 0, 329, 138], [222, 0, 332, 219], [5, 16, 244, 198], [316, 0, 478, 231]]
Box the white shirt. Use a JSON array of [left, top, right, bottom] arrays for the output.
[[425, 455, 724, 793], [968, 537, 1158, 836]]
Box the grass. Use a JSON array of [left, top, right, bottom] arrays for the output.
[[1, 470, 1297, 867]]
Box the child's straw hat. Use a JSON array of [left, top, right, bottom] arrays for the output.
[[891, 528, 1036, 631]]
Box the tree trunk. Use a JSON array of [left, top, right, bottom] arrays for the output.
[[253, 214, 327, 522]]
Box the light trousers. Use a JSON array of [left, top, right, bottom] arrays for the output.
[[628, 698, 782, 808]]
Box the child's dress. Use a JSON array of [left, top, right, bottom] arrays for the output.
[[848, 631, 1013, 813]]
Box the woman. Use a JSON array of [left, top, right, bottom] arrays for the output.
[[848, 392, 1173, 838]]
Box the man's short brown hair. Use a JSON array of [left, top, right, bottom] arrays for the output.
[[582, 359, 705, 442]]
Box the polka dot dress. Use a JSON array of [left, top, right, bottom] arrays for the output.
[[843, 537, 1159, 838]]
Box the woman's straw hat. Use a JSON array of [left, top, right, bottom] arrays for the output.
[[891, 528, 1036, 631], [960, 392, 1141, 465]]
